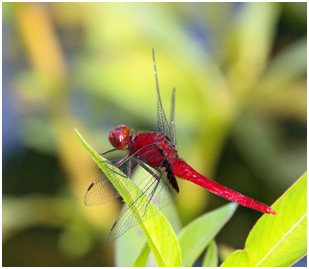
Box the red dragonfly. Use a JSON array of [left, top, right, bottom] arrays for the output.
[[85, 49, 276, 242]]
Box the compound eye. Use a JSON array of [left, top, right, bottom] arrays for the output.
[[116, 125, 130, 136], [109, 125, 130, 150]]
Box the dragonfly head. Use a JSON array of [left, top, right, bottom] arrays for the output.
[[109, 125, 131, 150]]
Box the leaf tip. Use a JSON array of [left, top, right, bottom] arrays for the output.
[[229, 202, 238, 212], [73, 126, 80, 136]]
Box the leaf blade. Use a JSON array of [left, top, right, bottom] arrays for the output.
[[178, 203, 238, 267], [133, 243, 151, 267], [221, 172, 307, 267], [202, 240, 218, 267], [74, 127, 181, 266]]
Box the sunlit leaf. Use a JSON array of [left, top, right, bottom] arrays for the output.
[[229, 2, 279, 88], [74, 127, 181, 266], [221, 172, 307, 267], [178, 203, 238, 267]]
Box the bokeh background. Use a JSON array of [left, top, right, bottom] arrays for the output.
[[3, 2, 306, 266]]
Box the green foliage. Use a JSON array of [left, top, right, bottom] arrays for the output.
[[221, 172, 307, 267], [178, 203, 238, 267], [133, 244, 151, 267], [115, 225, 148, 266], [202, 240, 218, 267], [75, 126, 306, 267], [74, 127, 181, 266], [3, 2, 306, 267]]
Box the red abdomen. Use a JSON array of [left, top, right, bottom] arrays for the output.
[[172, 159, 276, 215]]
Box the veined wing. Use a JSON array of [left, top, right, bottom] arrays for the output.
[[107, 159, 178, 242], [84, 142, 163, 206], [170, 87, 177, 148], [152, 49, 177, 147], [84, 173, 120, 206], [85, 139, 178, 241]]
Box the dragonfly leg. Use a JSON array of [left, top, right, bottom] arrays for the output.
[[135, 158, 167, 216], [142, 175, 162, 217], [100, 159, 113, 165], [135, 159, 160, 181], [127, 158, 132, 178], [115, 151, 131, 166], [102, 162, 129, 179], [99, 148, 117, 156]]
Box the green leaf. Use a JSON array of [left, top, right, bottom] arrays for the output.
[[74, 127, 181, 266], [178, 203, 238, 267], [115, 225, 147, 266], [259, 38, 307, 91], [221, 172, 307, 267], [133, 243, 151, 267], [202, 240, 218, 267], [233, 2, 279, 72]]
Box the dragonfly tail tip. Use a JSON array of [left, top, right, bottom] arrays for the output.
[[267, 208, 277, 215]]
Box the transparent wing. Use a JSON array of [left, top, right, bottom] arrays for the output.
[[170, 87, 177, 149], [84, 142, 161, 207], [107, 160, 178, 242], [84, 173, 120, 206], [152, 49, 176, 145], [85, 140, 178, 241]]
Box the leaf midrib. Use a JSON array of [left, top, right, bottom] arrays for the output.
[[255, 212, 307, 266]]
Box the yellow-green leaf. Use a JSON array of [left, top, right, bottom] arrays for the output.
[[178, 203, 237, 267], [202, 240, 218, 267], [74, 127, 181, 266], [133, 243, 151, 267], [221, 172, 307, 267]]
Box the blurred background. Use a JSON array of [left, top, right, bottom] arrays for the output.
[[3, 2, 306, 266]]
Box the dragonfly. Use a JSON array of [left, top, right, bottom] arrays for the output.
[[85, 49, 276, 242]]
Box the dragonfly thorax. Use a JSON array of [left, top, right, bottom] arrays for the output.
[[109, 125, 131, 150]]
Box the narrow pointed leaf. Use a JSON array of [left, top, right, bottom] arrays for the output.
[[133, 243, 151, 267], [221, 172, 307, 267], [202, 240, 218, 267], [233, 2, 279, 73], [178, 203, 238, 267], [74, 127, 181, 266], [115, 226, 146, 266]]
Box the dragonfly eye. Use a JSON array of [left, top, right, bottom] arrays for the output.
[[109, 125, 130, 150]]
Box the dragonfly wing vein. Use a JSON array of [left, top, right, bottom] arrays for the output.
[[108, 163, 177, 242], [84, 173, 120, 206]]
